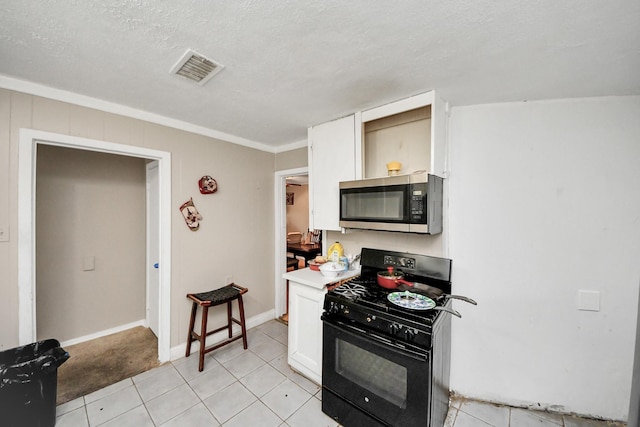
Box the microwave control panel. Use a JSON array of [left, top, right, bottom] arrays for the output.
[[409, 183, 427, 222]]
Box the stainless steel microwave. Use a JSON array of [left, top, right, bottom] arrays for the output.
[[339, 172, 443, 234]]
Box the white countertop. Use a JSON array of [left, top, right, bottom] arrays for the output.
[[283, 267, 361, 290]]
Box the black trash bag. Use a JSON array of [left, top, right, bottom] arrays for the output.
[[0, 339, 69, 427]]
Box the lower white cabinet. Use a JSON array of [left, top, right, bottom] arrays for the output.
[[287, 280, 326, 384], [283, 268, 360, 385]]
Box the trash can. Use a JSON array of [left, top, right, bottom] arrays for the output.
[[0, 339, 69, 427]]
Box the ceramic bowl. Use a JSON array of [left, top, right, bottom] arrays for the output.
[[319, 262, 344, 278]]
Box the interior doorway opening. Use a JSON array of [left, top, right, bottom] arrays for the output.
[[34, 145, 148, 343], [285, 174, 311, 268], [18, 129, 172, 363], [274, 167, 308, 321]]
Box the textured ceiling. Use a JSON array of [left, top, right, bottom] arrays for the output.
[[1, 1, 639, 151]]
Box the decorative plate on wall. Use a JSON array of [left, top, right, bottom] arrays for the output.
[[199, 175, 218, 194]]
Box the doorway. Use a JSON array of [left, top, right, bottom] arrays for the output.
[[274, 167, 308, 319], [285, 174, 310, 261], [18, 129, 172, 363]]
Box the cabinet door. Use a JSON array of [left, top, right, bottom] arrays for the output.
[[308, 115, 356, 231], [288, 281, 326, 384], [430, 91, 448, 177]]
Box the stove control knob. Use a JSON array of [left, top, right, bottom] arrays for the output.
[[366, 315, 376, 323], [328, 302, 339, 314], [404, 328, 417, 341], [389, 323, 401, 335], [341, 305, 349, 314]]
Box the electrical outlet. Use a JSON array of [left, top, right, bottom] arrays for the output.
[[225, 275, 233, 285], [578, 290, 600, 311], [0, 226, 8, 242], [83, 255, 95, 271]]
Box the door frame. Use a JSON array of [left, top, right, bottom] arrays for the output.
[[146, 160, 160, 337], [274, 166, 308, 318], [18, 129, 172, 363]]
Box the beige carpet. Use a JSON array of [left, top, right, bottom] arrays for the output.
[[57, 326, 159, 405]]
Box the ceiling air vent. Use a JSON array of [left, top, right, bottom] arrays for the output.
[[170, 49, 224, 85]]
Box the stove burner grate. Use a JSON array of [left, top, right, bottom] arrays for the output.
[[328, 276, 446, 325], [331, 283, 368, 299]]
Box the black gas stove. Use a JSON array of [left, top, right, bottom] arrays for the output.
[[321, 248, 457, 427], [323, 248, 453, 349]]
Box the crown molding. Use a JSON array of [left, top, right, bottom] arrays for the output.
[[0, 74, 278, 153]]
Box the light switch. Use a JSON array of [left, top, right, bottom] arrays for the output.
[[578, 290, 600, 311], [83, 256, 95, 271]]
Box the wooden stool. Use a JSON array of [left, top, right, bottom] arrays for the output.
[[185, 283, 248, 372]]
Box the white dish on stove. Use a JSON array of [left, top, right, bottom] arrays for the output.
[[387, 291, 435, 310]]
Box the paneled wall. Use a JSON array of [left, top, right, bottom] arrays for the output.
[[0, 89, 276, 350]]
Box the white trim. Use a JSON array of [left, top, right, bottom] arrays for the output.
[[17, 129, 173, 363], [274, 167, 308, 318], [0, 74, 276, 153], [273, 139, 307, 154], [361, 90, 435, 122], [17, 133, 37, 342], [59, 319, 146, 348], [443, 101, 452, 259], [169, 309, 276, 361], [146, 161, 160, 336], [354, 111, 363, 179]]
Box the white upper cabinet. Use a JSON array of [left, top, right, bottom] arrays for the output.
[[307, 90, 447, 231], [308, 114, 359, 231], [361, 91, 448, 178]]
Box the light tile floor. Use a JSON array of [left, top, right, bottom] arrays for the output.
[[56, 320, 626, 427], [446, 395, 626, 427], [445, 397, 626, 427]]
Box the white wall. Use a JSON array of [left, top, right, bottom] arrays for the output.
[[448, 96, 640, 421], [325, 229, 443, 260], [630, 281, 640, 426]]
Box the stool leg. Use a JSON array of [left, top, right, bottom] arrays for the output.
[[226, 301, 233, 338], [186, 301, 197, 357], [238, 295, 248, 349], [199, 306, 209, 372]]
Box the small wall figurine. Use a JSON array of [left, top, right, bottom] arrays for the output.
[[179, 198, 202, 231], [199, 175, 218, 194]]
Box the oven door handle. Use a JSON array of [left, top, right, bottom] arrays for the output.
[[323, 318, 429, 362]]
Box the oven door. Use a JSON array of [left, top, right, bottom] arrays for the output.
[[322, 319, 432, 427]]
